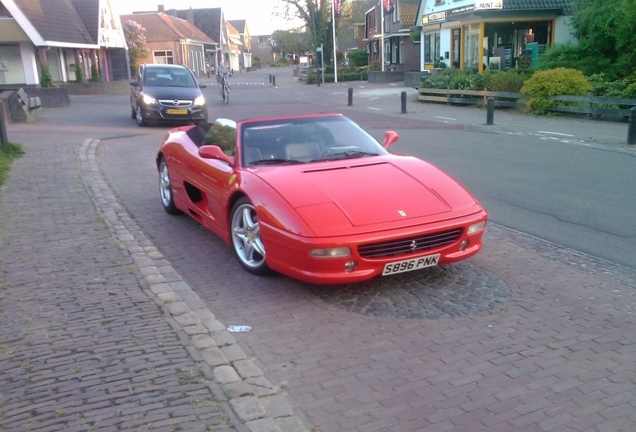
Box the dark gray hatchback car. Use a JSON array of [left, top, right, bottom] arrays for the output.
[[130, 64, 208, 127]]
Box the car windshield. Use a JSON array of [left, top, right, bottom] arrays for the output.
[[144, 68, 196, 87], [240, 116, 388, 166]]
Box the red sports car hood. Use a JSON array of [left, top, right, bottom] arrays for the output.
[[253, 158, 481, 236]]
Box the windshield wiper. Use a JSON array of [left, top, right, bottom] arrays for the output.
[[250, 158, 305, 165], [312, 151, 379, 162]]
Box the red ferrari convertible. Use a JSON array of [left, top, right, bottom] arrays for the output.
[[156, 113, 487, 284]]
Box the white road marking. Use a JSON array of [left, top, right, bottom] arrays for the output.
[[538, 131, 575, 137]]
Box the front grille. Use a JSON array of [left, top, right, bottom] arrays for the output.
[[358, 228, 462, 258], [158, 99, 193, 107]]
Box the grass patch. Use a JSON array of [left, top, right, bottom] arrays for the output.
[[0, 142, 25, 187]]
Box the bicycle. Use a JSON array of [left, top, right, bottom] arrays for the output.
[[220, 75, 230, 104]]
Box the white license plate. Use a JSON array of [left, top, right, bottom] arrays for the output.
[[382, 254, 440, 276]]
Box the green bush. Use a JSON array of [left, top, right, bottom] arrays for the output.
[[89, 64, 101, 82], [74, 64, 84, 83], [419, 69, 483, 91], [368, 60, 381, 71], [348, 49, 367, 68], [40, 65, 54, 87], [482, 69, 528, 92], [0, 141, 25, 187], [306, 72, 368, 84], [520, 67, 591, 114]]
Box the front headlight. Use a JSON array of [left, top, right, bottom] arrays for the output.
[[142, 94, 157, 105], [193, 95, 206, 106], [467, 220, 486, 235], [309, 247, 351, 258]]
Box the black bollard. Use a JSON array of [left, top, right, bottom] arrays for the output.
[[401, 91, 407, 114], [0, 103, 7, 145], [269, 74, 272, 83], [348, 87, 353, 106], [628, 106, 636, 145], [486, 97, 495, 125], [273, 75, 276, 87]]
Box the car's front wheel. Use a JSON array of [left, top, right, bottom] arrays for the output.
[[158, 157, 179, 214], [230, 197, 270, 275], [135, 105, 147, 126]]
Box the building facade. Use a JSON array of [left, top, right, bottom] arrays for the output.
[[0, 0, 128, 87], [415, 0, 575, 72], [122, 7, 217, 78]]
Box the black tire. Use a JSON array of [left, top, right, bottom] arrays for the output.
[[223, 86, 229, 104], [158, 157, 179, 214], [131, 105, 136, 119], [135, 105, 147, 127], [230, 197, 270, 275]]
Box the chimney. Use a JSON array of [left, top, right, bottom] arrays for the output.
[[158, 5, 164, 13]]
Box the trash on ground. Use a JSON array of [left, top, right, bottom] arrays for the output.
[[227, 325, 251, 333]]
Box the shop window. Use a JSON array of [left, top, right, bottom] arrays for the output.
[[462, 24, 480, 72], [424, 31, 440, 65]]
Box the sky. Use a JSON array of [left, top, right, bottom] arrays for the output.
[[113, 0, 303, 35]]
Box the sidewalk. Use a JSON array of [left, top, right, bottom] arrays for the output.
[[267, 66, 634, 152], [0, 129, 306, 429]]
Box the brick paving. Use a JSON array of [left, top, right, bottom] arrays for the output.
[[2, 68, 636, 432]]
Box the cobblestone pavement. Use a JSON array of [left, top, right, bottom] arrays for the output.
[[2, 68, 636, 432], [0, 127, 306, 429]]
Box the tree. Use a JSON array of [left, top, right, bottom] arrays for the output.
[[123, 20, 150, 77], [271, 30, 311, 61], [278, 0, 346, 65], [539, 0, 636, 80]]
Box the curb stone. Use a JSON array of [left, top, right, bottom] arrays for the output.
[[77, 138, 310, 432]]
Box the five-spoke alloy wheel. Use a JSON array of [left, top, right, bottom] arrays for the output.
[[158, 157, 179, 214], [230, 197, 269, 275]]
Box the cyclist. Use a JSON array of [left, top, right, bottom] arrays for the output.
[[216, 61, 230, 102]]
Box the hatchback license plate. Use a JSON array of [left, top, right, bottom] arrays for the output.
[[382, 254, 440, 276], [166, 108, 188, 115]]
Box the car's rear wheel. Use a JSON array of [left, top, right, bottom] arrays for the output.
[[230, 197, 269, 275], [159, 157, 179, 214], [135, 105, 147, 126]]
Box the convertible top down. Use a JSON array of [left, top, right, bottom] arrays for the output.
[[156, 113, 487, 284]]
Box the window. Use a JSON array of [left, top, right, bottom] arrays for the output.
[[463, 24, 480, 71], [153, 50, 174, 64], [423, 31, 440, 64]]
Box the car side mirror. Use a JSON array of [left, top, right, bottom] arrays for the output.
[[199, 84, 207, 88], [199, 145, 234, 166], [381, 131, 399, 148], [129, 80, 139, 86]]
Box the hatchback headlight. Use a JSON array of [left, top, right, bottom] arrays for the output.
[[142, 94, 156, 105], [194, 95, 206, 106], [467, 220, 486, 235], [309, 247, 351, 258]]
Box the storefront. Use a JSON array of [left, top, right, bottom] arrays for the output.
[[418, 1, 572, 73]]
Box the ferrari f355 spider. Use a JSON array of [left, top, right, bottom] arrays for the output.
[[156, 113, 487, 284]]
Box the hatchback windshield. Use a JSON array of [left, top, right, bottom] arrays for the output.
[[144, 68, 196, 87]]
